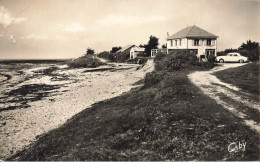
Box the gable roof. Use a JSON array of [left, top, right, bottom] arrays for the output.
[[133, 46, 145, 52], [167, 25, 218, 39], [117, 45, 136, 53]]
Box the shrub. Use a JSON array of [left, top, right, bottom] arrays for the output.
[[207, 53, 216, 63], [144, 50, 216, 87], [98, 51, 115, 61], [155, 50, 199, 71], [239, 48, 259, 62], [138, 57, 149, 64], [127, 58, 138, 64], [154, 50, 216, 71], [193, 61, 217, 69], [113, 52, 130, 62], [144, 71, 168, 87], [98, 51, 129, 62], [154, 51, 166, 61], [216, 51, 226, 56], [127, 57, 148, 65], [85, 48, 95, 55], [67, 55, 104, 68]]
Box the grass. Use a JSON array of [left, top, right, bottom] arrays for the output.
[[214, 62, 259, 102], [9, 52, 259, 160], [67, 55, 105, 68]]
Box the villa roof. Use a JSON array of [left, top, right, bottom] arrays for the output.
[[133, 46, 145, 52], [117, 45, 136, 52], [167, 25, 218, 39]]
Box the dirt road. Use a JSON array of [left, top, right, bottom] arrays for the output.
[[188, 63, 260, 134]]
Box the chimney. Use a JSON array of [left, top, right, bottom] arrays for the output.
[[167, 32, 169, 38]]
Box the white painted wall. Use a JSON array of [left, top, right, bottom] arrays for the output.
[[167, 38, 217, 56], [167, 38, 188, 49], [130, 48, 135, 59], [130, 46, 145, 59], [187, 39, 217, 56]]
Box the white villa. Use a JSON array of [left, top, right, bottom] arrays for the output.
[[151, 25, 218, 60], [118, 45, 145, 59]]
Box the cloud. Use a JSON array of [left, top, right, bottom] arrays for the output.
[[21, 33, 65, 40], [0, 6, 27, 27], [21, 33, 81, 41], [9, 35, 16, 43], [96, 14, 167, 26], [0, 34, 16, 44], [61, 22, 86, 33], [22, 33, 50, 40]]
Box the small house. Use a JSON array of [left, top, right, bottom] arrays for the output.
[[118, 45, 145, 59]]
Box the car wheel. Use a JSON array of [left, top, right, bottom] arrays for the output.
[[219, 59, 224, 63], [239, 59, 244, 63]]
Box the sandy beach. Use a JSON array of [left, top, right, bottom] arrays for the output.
[[0, 60, 154, 159]]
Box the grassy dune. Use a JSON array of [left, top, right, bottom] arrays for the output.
[[214, 62, 259, 102], [67, 55, 105, 68], [9, 52, 259, 160]]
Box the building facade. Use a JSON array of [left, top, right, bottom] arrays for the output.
[[130, 46, 145, 59], [152, 25, 218, 60], [118, 45, 145, 59]]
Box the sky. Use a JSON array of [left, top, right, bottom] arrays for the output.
[[0, 0, 259, 59]]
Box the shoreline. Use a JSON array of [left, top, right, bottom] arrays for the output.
[[0, 60, 154, 159]]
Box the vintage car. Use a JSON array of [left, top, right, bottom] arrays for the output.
[[216, 53, 248, 63]]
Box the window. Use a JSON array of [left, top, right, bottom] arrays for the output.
[[233, 54, 238, 56], [180, 39, 182, 46], [175, 40, 177, 46], [207, 39, 212, 46], [170, 40, 173, 47], [194, 39, 199, 46]]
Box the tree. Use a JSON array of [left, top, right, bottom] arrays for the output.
[[224, 48, 237, 53], [110, 46, 122, 53], [139, 44, 146, 48], [86, 48, 95, 55], [238, 40, 259, 62], [144, 35, 159, 57], [162, 44, 167, 48], [239, 40, 259, 51]]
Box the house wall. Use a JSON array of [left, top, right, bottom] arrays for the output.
[[130, 47, 145, 59], [167, 38, 217, 56], [187, 38, 217, 56], [167, 38, 188, 49], [130, 48, 135, 59]]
